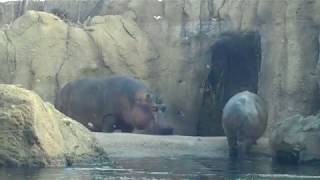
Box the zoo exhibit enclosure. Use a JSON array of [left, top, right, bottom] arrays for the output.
[[0, 0, 319, 173], [0, 0, 268, 137]]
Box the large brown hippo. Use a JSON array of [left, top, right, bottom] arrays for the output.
[[55, 75, 173, 135], [222, 91, 268, 157]]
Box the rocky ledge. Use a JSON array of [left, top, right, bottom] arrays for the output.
[[0, 84, 108, 168]]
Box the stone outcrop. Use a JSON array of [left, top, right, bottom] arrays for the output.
[[0, 84, 107, 167], [0, 0, 320, 136], [271, 114, 320, 163]]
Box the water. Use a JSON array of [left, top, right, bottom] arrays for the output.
[[0, 156, 320, 180]]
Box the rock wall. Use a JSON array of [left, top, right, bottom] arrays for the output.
[[0, 10, 156, 101], [0, 0, 320, 136], [256, 0, 320, 135], [125, 0, 320, 135]]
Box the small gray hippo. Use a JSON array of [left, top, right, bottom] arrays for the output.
[[222, 91, 268, 157], [55, 75, 173, 135]]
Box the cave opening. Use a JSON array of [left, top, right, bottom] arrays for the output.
[[198, 32, 261, 136]]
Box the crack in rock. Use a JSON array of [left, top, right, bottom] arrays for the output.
[[4, 29, 17, 83], [120, 19, 136, 40], [85, 27, 115, 74], [55, 24, 71, 97]]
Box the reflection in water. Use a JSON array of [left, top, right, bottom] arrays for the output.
[[0, 157, 320, 179]]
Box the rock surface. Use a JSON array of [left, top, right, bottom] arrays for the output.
[[0, 84, 107, 167], [271, 114, 320, 163]]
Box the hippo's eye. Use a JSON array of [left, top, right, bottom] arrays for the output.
[[152, 106, 158, 112], [135, 98, 143, 104], [155, 98, 163, 104]]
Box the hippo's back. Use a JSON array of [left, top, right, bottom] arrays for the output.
[[102, 76, 147, 104], [55, 76, 146, 112], [222, 91, 268, 139]]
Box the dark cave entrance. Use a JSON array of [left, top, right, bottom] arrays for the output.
[[197, 32, 261, 136]]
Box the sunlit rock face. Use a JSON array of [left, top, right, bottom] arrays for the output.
[[0, 10, 156, 103], [0, 84, 107, 167], [271, 114, 320, 163], [1, 0, 320, 135]]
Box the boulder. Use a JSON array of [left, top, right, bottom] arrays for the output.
[[0, 84, 108, 167], [270, 114, 320, 163]]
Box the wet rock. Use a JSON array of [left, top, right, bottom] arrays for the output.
[[271, 114, 320, 163], [0, 84, 108, 168]]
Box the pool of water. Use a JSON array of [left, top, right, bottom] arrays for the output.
[[1, 156, 320, 179]]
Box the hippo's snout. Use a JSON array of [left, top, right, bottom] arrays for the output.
[[152, 104, 167, 113]]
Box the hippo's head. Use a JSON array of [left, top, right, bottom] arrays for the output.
[[129, 91, 157, 130], [129, 91, 174, 135]]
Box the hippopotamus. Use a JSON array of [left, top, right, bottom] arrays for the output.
[[222, 91, 268, 157], [55, 75, 173, 135]]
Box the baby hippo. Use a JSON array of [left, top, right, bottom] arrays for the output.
[[222, 91, 268, 157]]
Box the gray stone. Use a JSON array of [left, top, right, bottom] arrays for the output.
[[271, 114, 320, 163]]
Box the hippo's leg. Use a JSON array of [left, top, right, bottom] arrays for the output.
[[223, 120, 239, 157], [101, 114, 116, 132], [238, 141, 249, 156], [226, 133, 238, 157], [119, 123, 134, 132], [238, 138, 255, 156], [245, 138, 256, 153]]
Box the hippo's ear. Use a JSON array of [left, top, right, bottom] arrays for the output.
[[155, 97, 163, 104], [159, 105, 167, 112], [146, 93, 152, 102]]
